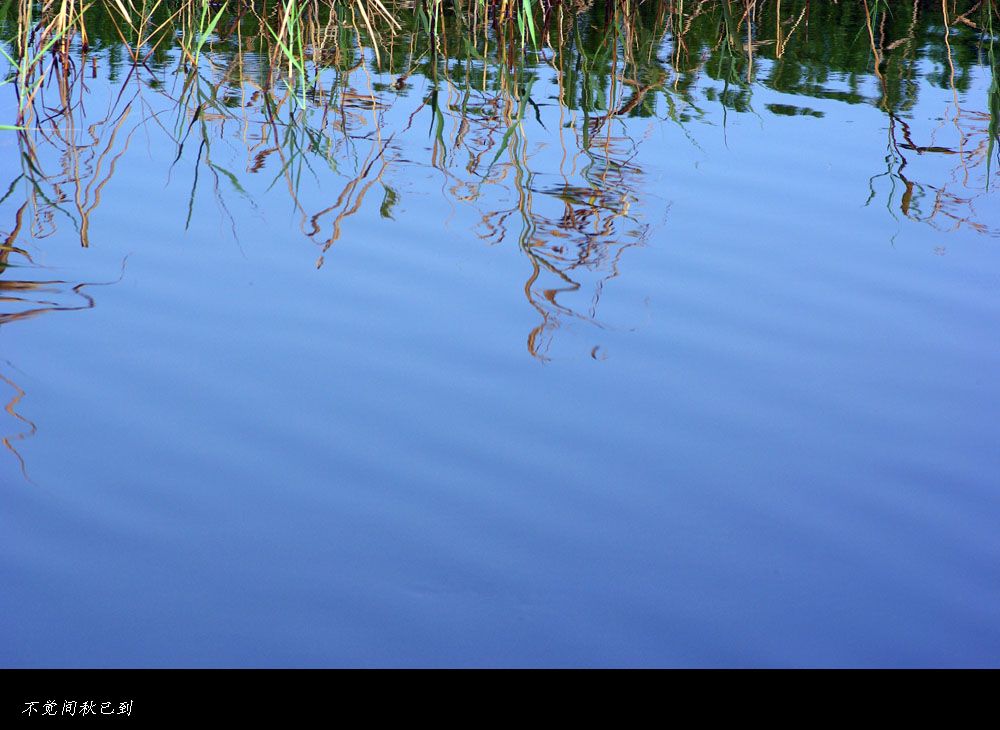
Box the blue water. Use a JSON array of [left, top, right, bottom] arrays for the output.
[[2, 10, 999, 667]]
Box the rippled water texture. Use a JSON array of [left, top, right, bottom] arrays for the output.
[[2, 1, 999, 666]]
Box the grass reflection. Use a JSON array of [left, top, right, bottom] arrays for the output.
[[2, 1, 998, 341], [1, 0, 999, 474]]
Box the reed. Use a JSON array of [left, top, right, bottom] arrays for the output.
[[5, 2, 999, 76]]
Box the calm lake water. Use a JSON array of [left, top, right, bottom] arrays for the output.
[[2, 1, 999, 667]]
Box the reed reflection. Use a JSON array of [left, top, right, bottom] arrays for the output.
[[5, 1, 996, 347], [0, 195, 92, 482], [0, 42, 134, 477], [0, 187, 124, 479], [2, 0, 1000, 473]]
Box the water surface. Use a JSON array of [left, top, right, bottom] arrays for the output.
[[1, 1, 999, 667]]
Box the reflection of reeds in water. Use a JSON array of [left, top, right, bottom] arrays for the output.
[[0, 204, 93, 482], [0, 369, 36, 483], [0, 190, 127, 479], [0, 2, 998, 360], [3, 1, 675, 352], [0, 9, 134, 477], [856, 0, 1000, 235], [1, 0, 999, 475], [3, 1, 999, 327]]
